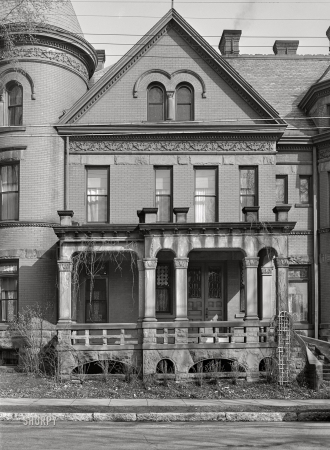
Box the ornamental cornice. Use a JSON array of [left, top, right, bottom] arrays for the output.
[[69, 139, 276, 153], [174, 258, 189, 269], [0, 47, 88, 80], [0, 222, 59, 229], [277, 145, 313, 152], [143, 258, 158, 269], [289, 230, 312, 235], [70, 25, 170, 123]]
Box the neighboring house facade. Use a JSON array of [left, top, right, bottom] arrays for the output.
[[1, 5, 330, 377]]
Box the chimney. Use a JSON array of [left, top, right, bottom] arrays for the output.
[[273, 40, 299, 55], [219, 30, 242, 56], [96, 50, 106, 71]]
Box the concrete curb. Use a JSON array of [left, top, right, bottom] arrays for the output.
[[1, 411, 330, 422]]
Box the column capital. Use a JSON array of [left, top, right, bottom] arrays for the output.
[[143, 258, 157, 270], [166, 90, 175, 98], [261, 267, 273, 276], [274, 257, 290, 268], [243, 257, 259, 269], [137, 260, 145, 272], [58, 261, 73, 272], [174, 258, 189, 269]]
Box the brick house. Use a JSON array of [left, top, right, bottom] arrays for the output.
[[0, 5, 330, 378]]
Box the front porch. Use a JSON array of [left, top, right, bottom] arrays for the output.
[[54, 216, 299, 378]]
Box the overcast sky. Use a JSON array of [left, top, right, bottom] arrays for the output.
[[71, 0, 330, 67]]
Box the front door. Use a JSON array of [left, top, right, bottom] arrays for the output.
[[187, 263, 225, 321]]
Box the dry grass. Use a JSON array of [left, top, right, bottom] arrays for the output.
[[1, 372, 330, 400]]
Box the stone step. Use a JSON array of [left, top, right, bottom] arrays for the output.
[[318, 355, 325, 361]]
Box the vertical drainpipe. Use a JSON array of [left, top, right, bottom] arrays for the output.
[[313, 145, 319, 339], [64, 136, 70, 210]]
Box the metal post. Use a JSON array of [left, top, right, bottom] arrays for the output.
[[313, 145, 319, 339], [64, 136, 70, 210]]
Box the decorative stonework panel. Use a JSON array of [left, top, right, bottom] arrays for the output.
[[143, 259, 157, 269], [243, 257, 259, 268], [261, 267, 273, 276], [174, 258, 189, 269], [275, 258, 290, 268], [288, 255, 313, 265], [70, 140, 275, 153], [0, 48, 89, 80], [58, 261, 73, 272]]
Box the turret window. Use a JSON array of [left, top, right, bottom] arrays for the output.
[[7, 82, 23, 126]]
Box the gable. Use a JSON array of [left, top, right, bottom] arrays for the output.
[[58, 10, 285, 127]]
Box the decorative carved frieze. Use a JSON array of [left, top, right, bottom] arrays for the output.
[[261, 267, 273, 275], [143, 258, 158, 269], [274, 258, 290, 268], [70, 139, 275, 153], [174, 258, 189, 269], [318, 148, 330, 160], [288, 255, 313, 265], [243, 257, 259, 268], [58, 261, 73, 272], [0, 48, 89, 80]]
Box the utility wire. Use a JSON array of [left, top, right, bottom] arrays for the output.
[[44, 14, 330, 20]]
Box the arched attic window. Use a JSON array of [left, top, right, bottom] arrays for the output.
[[148, 83, 165, 122], [7, 82, 23, 126], [176, 84, 194, 121]]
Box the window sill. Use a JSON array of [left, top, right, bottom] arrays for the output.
[[294, 204, 312, 208], [0, 126, 26, 134]]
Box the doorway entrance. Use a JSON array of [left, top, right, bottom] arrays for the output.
[[187, 262, 225, 321]]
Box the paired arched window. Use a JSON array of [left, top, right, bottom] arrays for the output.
[[148, 84, 165, 122], [147, 83, 194, 122], [176, 84, 194, 121], [7, 82, 23, 126]]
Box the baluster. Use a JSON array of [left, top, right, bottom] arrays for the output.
[[103, 329, 107, 345], [85, 330, 90, 346], [164, 328, 168, 345], [71, 330, 76, 345], [120, 329, 125, 345]]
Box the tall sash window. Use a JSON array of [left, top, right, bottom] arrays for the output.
[[194, 168, 217, 222]]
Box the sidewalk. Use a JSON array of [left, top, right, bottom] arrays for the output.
[[1, 398, 330, 422]]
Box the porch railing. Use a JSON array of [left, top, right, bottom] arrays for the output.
[[57, 321, 275, 349]]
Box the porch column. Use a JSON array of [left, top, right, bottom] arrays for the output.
[[243, 257, 259, 321], [137, 260, 145, 322], [275, 257, 289, 313], [174, 258, 189, 321], [143, 258, 157, 322], [58, 260, 73, 324], [261, 267, 273, 319]]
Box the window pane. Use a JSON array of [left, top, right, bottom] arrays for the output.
[[177, 87, 192, 103], [9, 85, 22, 106], [0, 278, 18, 299], [149, 86, 163, 103], [88, 195, 107, 222], [299, 177, 310, 203], [289, 281, 308, 322], [87, 169, 107, 196], [148, 104, 164, 122], [1, 192, 19, 220], [240, 195, 255, 208], [0, 300, 17, 322], [0, 165, 18, 193], [195, 169, 216, 195], [85, 278, 107, 323], [0, 263, 17, 274], [195, 196, 215, 222], [276, 177, 286, 203], [156, 169, 171, 195], [156, 195, 171, 222], [177, 104, 191, 121], [240, 169, 256, 195]]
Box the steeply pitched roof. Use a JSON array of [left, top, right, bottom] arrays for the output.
[[0, 1, 83, 35], [227, 56, 330, 137], [58, 9, 286, 126]]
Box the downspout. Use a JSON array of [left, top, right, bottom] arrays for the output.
[[313, 145, 319, 339], [64, 136, 70, 210]]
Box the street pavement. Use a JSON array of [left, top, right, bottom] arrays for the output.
[[1, 421, 330, 449]]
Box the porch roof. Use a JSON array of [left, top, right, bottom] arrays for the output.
[[53, 221, 296, 241]]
